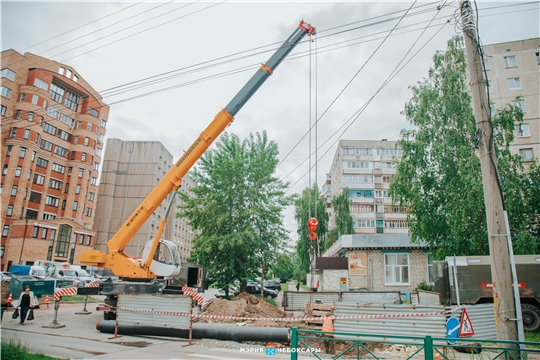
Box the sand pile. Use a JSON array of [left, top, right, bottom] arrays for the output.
[[200, 292, 286, 321]]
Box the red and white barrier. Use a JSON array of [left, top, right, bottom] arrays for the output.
[[54, 287, 77, 301], [112, 306, 464, 323], [182, 287, 204, 305]]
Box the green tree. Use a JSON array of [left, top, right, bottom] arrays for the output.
[[294, 184, 329, 272], [389, 36, 539, 258], [268, 251, 296, 283], [328, 188, 355, 248], [178, 131, 294, 295]]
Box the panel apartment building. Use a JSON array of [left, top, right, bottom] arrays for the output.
[[1, 50, 109, 270], [94, 139, 198, 262], [324, 139, 406, 235], [483, 38, 539, 165]]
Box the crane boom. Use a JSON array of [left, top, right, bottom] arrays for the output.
[[80, 21, 316, 279]]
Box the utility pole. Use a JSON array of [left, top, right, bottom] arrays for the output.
[[459, 0, 518, 342]]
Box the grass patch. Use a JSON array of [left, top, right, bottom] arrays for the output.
[[282, 283, 288, 291], [264, 298, 278, 307], [60, 295, 86, 302], [525, 331, 540, 349], [1, 337, 64, 360]]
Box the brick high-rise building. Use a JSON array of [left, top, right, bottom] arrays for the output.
[[1, 50, 109, 269], [324, 139, 407, 236], [482, 38, 539, 165], [94, 139, 198, 262]]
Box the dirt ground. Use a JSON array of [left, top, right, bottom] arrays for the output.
[[199, 292, 309, 328]]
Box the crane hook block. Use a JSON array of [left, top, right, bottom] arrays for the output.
[[307, 217, 319, 241]]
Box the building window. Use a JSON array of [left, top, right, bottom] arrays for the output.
[[75, 184, 81, 194], [91, 177, 97, 186], [11, 186, 18, 196], [40, 139, 53, 151], [2, 226, 9, 237], [536, 52, 540, 65], [46, 106, 60, 119], [1, 86, 11, 98], [507, 77, 522, 90], [44, 123, 57, 135], [25, 209, 38, 220], [73, 201, 78, 211], [36, 157, 49, 168], [54, 145, 69, 158], [427, 254, 434, 284], [52, 163, 65, 174], [50, 83, 65, 104], [34, 78, 48, 91], [15, 110, 22, 119], [100, 119, 107, 128], [78, 169, 84, 178], [45, 195, 60, 207], [343, 161, 372, 169], [10, 127, 17, 138], [88, 192, 95, 201], [1, 105, 6, 116], [86, 235, 91, 245], [516, 124, 530, 137], [61, 200, 66, 210], [60, 113, 74, 127], [483, 58, 490, 71], [57, 129, 71, 142], [32, 226, 39, 238], [96, 148, 102, 156], [55, 224, 71, 258], [519, 148, 534, 162], [15, 166, 22, 177], [504, 55, 517, 68], [59, 67, 65, 75], [81, 153, 87, 162], [1, 68, 15, 81], [86, 122, 92, 131], [2, 165, 7, 175], [49, 229, 56, 240], [6, 145, 12, 156], [19, 147, 27, 158], [19, 93, 26, 102], [64, 91, 80, 111], [85, 208, 92, 217], [511, 100, 526, 113], [32, 94, 38, 104], [49, 178, 62, 190], [71, 151, 76, 160], [384, 253, 410, 285], [88, 108, 98, 117], [41, 228, 48, 239], [78, 234, 84, 245], [6, 205, 13, 217], [93, 162, 99, 171]]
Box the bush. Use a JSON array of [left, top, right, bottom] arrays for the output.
[[264, 298, 278, 307], [415, 281, 434, 292]]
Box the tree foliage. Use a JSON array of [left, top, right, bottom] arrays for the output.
[[269, 251, 296, 283], [177, 131, 294, 291], [294, 184, 329, 272], [389, 36, 539, 258], [328, 188, 355, 247]]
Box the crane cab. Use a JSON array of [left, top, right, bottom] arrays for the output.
[[141, 239, 181, 279]]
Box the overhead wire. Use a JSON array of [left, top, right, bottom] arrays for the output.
[[1, 3, 455, 131], [2, 3, 533, 137], [0, 17, 453, 137], [284, 1, 452, 192]]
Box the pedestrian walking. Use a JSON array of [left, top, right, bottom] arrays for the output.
[[14, 285, 39, 325], [296, 281, 300, 291]]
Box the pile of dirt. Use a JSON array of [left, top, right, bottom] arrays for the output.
[[200, 292, 287, 323]]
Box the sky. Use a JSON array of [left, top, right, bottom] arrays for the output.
[[2, 0, 539, 245]]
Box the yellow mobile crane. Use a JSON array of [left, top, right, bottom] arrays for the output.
[[80, 21, 316, 285]]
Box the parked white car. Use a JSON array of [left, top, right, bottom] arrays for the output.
[[1, 271, 13, 282]]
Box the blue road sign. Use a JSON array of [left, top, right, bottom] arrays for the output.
[[446, 317, 460, 345]]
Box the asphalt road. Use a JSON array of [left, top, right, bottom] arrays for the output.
[[0, 289, 296, 360]]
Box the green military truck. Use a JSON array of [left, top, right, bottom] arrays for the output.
[[434, 255, 540, 332]]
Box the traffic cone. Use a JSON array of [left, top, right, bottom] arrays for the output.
[[43, 294, 51, 309], [322, 315, 334, 337], [6, 293, 13, 305]]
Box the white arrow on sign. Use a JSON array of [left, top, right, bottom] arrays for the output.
[[447, 323, 460, 336]]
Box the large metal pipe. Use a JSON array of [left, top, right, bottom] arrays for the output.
[[97, 321, 290, 343]]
